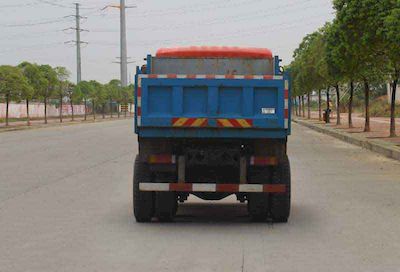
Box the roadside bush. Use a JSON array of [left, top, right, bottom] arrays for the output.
[[367, 97, 400, 118]]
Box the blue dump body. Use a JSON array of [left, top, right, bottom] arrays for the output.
[[134, 55, 291, 139]]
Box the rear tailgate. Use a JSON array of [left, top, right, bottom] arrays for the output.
[[135, 74, 290, 137]]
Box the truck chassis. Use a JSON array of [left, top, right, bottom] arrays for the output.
[[133, 138, 290, 222]]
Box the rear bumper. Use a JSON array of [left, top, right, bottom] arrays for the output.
[[139, 183, 286, 193], [138, 128, 289, 139]]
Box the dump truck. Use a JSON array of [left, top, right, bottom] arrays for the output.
[[133, 46, 291, 222]]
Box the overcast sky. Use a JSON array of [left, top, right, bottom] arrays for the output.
[[0, 0, 335, 84]]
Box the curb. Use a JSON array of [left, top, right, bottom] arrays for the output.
[[0, 117, 132, 134], [293, 118, 400, 162]]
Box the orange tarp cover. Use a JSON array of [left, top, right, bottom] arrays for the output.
[[156, 46, 273, 59]]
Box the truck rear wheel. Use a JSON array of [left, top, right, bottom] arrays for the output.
[[269, 155, 291, 223], [133, 156, 154, 222]]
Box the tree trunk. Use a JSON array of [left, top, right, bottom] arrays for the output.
[[26, 99, 30, 126], [59, 95, 63, 123], [335, 84, 341, 125], [130, 103, 133, 116], [124, 105, 127, 118], [307, 93, 311, 119], [5, 94, 9, 127], [348, 81, 354, 128], [390, 78, 398, 137], [70, 99, 74, 121], [117, 103, 120, 118], [44, 98, 48, 124], [102, 104, 106, 119], [84, 99, 87, 121], [301, 95, 305, 117], [298, 96, 301, 116], [93, 101, 96, 120], [364, 80, 370, 132], [326, 87, 330, 123], [318, 90, 322, 121], [110, 99, 113, 118]]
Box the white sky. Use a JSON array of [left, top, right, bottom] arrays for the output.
[[0, 0, 335, 84]]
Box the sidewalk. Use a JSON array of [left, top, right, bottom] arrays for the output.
[[294, 111, 400, 161], [307, 111, 400, 145], [0, 114, 133, 133]]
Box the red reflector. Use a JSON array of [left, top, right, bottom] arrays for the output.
[[250, 156, 278, 166], [148, 155, 176, 164]]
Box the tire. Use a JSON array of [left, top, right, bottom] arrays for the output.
[[269, 155, 291, 223], [247, 168, 270, 221], [133, 156, 154, 222]]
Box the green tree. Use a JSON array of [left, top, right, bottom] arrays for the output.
[[324, 22, 346, 125], [107, 79, 121, 118], [120, 86, 133, 118], [76, 81, 93, 121], [54, 67, 71, 123], [66, 82, 80, 121], [291, 29, 331, 121], [333, 0, 386, 132], [38, 65, 57, 124], [127, 84, 135, 116], [88, 80, 106, 120], [18, 62, 39, 126], [325, 18, 362, 128], [379, 2, 400, 137], [0, 66, 30, 126]]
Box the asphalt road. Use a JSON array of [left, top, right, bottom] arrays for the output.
[[1, 120, 400, 272]]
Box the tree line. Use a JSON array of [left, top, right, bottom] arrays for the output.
[[0, 62, 134, 126], [290, 0, 399, 137]]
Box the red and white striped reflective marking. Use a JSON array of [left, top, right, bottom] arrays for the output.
[[217, 119, 253, 128], [139, 183, 286, 193], [250, 156, 278, 166], [284, 79, 289, 129], [139, 74, 284, 80], [148, 155, 176, 164], [172, 118, 208, 127], [137, 77, 142, 126]]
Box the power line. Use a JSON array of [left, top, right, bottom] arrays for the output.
[[90, 0, 322, 34], [1, 16, 72, 28], [0, 42, 64, 55], [35, 0, 98, 10], [0, 2, 38, 8]]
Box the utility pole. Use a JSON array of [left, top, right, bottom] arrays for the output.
[[120, 0, 128, 87], [64, 3, 88, 84], [102, 2, 135, 87], [75, 3, 82, 84]]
